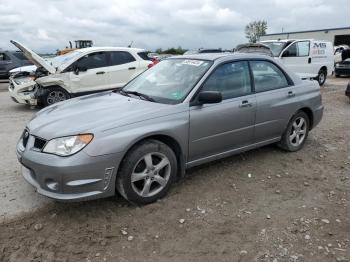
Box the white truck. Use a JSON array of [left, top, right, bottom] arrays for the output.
[[261, 39, 334, 85]]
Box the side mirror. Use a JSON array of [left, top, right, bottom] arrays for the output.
[[74, 66, 87, 75], [197, 91, 222, 104]]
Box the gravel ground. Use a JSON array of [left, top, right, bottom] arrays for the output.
[[0, 82, 52, 224], [0, 77, 349, 262]]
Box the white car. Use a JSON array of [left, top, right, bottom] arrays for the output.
[[261, 39, 334, 86], [334, 45, 349, 64], [9, 41, 154, 106]]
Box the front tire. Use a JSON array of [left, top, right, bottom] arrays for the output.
[[116, 140, 177, 205], [42, 86, 70, 107], [317, 69, 327, 86], [278, 111, 310, 152]]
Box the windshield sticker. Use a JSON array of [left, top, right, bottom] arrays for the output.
[[182, 60, 204, 66]]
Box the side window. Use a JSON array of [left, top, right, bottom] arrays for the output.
[[283, 43, 297, 57], [0, 53, 10, 61], [250, 61, 289, 92], [75, 52, 108, 70], [201, 61, 252, 100], [109, 51, 136, 66], [297, 41, 310, 56], [283, 41, 310, 57]]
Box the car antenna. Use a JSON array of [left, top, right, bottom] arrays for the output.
[[128, 41, 134, 48]]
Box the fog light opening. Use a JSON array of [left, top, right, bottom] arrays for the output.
[[46, 180, 59, 191]]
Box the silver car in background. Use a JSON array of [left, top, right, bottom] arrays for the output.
[[16, 53, 323, 204]]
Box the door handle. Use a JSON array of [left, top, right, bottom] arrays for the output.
[[239, 100, 252, 108], [287, 91, 295, 97], [308, 57, 312, 64], [96, 71, 105, 75], [128, 67, 136, 70]]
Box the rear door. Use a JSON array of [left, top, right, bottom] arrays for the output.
[[250, 60, 298, 142], [106, 51, 141, 89], [279, 40, 313, 74], [69, 51, 110, 93], [189, 61, 256, 162]]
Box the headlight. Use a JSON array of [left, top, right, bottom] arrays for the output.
[[335, 63, 340, 68], [43, 134, 93, 156]]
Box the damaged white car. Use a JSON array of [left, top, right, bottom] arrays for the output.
[[9, 41, 154, 106]]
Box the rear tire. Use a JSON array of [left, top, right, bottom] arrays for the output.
[[278, 111, 310, 152], [42, 86, 70, 107], [116, 140, 177, 205], [317, 69, 327, 86]]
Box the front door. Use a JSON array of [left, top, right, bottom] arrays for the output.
[[279, 40, 312, 74], [189, 61, 256, 162], [69, 51, 110, 93]]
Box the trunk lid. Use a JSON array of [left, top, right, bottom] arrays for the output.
[[10, 40, 56, 74]]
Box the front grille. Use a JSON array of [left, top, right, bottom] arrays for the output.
[[33, 137, 47, 150], [22, 129, 29, 148]]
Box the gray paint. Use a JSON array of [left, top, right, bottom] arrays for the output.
[[16, 53, 324, 201]]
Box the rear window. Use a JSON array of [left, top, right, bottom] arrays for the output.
[[13, 52, 28, 60], [137, 52, 151, 61]]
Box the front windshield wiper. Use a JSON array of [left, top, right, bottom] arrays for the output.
[[120, 90, 155, 102]]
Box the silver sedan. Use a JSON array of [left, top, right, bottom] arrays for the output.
[[16, 53, 323, 204]]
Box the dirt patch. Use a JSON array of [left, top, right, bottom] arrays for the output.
[[0, 78, 349, 262]]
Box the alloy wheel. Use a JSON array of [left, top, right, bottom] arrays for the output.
[[289, 117, 307, 147], [47, 90, 67, 105], [131, 152, 171, 197]]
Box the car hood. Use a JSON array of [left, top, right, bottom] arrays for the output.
[[10, 40, 56, 74], [28, 92, 184, 139]]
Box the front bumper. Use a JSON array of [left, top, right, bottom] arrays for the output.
[[8, 78, 38, 105], [346, 84, 350, 98], [335, 67, 350, 76], [17, 134, 124, 202]]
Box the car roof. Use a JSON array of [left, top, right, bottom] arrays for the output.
[[75, 47, 145, 53], [170, 52, 275, 62]]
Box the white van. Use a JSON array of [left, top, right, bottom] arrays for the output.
[[261, 39, 334, 85]]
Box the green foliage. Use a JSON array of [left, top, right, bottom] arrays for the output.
[[245, 20, 268, 43], [155, 46, 187, 55]]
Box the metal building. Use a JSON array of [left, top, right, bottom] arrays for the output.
[[260, 27, 350, 46]]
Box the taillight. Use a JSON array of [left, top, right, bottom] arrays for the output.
[[147, 58, 159, 69]]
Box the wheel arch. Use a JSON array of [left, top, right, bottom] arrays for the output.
[[118, 134, 186, 180], [319, 66, 327, 73], [298, 107, 314, 130]]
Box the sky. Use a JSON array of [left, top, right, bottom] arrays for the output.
[[0, 0, 349, 53]]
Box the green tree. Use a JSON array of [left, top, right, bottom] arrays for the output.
[[245, 20, 267, 43]]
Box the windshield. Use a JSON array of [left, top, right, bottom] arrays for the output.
[[122, 59, 212, 104], [49, 50, 82, 67], [263, 42, 288, 57]]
